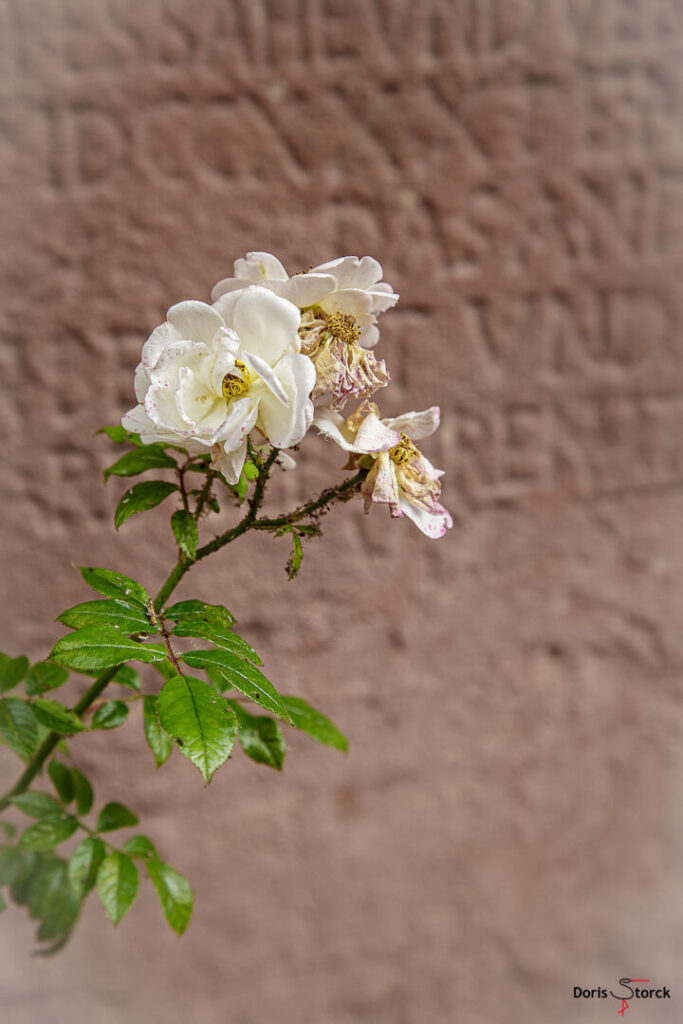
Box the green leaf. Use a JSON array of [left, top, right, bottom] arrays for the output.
[[171, 619, 262, 665], [96, 851, 139, 925], [164, 599, 235, 627], [57, 599, 152, 635], [115, 480, 179, 530], [0, 822, 16, 840], [69, 837, 106, 898], [183, 649, 291, 723], [92, 700, 129, 730], [96, 802, 139, 833], [0, 653, 29, 693], [25, 661, 69, 696], [0, 845, 25, 885], [104, 444, 177, 481], [0, 892, 5, 911], [48, 760, 74, 803], [123, 835, 157, 860], [18, 816, 78, 851], [143, 695, 173, 768], [50, 626, 166, 672], [171, 509, 198, 560], [35, 872, 80, 944], [11, 792, 63, 818], [157, 674, 237, 783], [282, 696, 348, 752], [112, 664, 141, 691], [25, 856, 68, 920], [0, 698, 38, 758], [231, 704, 286, 770], [32, 699, 85, 735], [146, 858, 193, 935], [97, 426, 142, 445], [80, 567, 150, 608], [71, 767, 93, 815]]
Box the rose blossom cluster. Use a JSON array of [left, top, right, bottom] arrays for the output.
[[123, 253, 452, 538]]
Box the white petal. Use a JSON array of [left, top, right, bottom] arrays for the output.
[[234, 251, 289, 282], [362, 452, 400, 506], [134, 363, 150, 402], [121, 404, 158, 439], [354, 412, 400, 452], [217, 397, 259, 451], [275, 450, 297, 470], [258, 352, 315, 447], [383, 407, 440, 441], [320, 288, 374, 319], [242, 350, 289, 406], [141, 321, 180, 371], [313, 408, 358, 452], [270, 273, 336, 308], [167, 300, 224, 344], [399, 497, 453, 538], [358, 322, 380, 348], [233, 287, 301, 365], [210, 276, 251, 302], [207, 327, 242, 395], [217, 438, 248, 485], [367, 287, 399, 314], [212, 289, 242, 327], [175, 366, 226, 433], [313, 256, 383, 290]]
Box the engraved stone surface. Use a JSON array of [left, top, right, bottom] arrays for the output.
[[1, 2, 682, 1021]]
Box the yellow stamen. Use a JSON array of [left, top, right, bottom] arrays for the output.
[[326, 311, 361, 345], [222, 359, 250, 398], [389, 433, 418, 465]]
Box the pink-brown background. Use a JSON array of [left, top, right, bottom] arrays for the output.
[[1, 2, 683, 1022]]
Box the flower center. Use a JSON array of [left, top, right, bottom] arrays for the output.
[[389, 433, 418, 465], [221, 360, 250, 399], [326, 312, 361, 345]]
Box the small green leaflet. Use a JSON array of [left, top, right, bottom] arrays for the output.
[[282, 696, 348, 752], [104, 444, 177, 481], [58, 600, 152, 635], [171, 510, 198, 560], [0, 698, 38, 759], [18, 816, 78, 851], [26, 857, 68, 921], [50, 626, 166, 672], [0, 653, 29, 693], [11, 792, 63, 818], [32, 700, 85, 735], [157, 674, 237, 783], [182, 649, 291, 723], [142, 695, 173, 768], [97, 426, 142, 445], [171, 618, 262, 664], [164, 599, 235, 627], [230, 703, 286, 770], [24, 661, 68, 696], [123, 835, 157, 860], [35, 868, 81, 948], [112, 665, 141, 690], [96, 802, 139, 833], [71, 767, 93, 815], [79, 567, 149, 608], [69, 837, 106, 898], [0, 846, 25, 885], [275, 525, 304, 579], [146, 858, 193, 935], [92, 700, 129, 730], [96, 851, 139, 925], [48, 760, 74, 803], [115, 481, 179, 530]]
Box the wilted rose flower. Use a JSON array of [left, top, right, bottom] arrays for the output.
[[212, 252, 397, 409], [314, 402, 453, 539], [122, 289, 315, 483]]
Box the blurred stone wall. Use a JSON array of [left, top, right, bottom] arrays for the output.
[[1, 2, 683, 1022]]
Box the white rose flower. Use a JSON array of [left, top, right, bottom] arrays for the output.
[[314, 402, 453, 539], [122, 288, 316, 483]]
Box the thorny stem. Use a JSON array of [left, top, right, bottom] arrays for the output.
[[0, 452, 365, 812], [194, 469, 217, 520]]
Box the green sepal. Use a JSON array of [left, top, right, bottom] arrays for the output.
[[96, 851, 139, 925], [171, 510, 198, 560], [0, 698, 38, 759], [157, 674, 237, 784], [104, 444, 177, 481], [0, 653, 29, 693], [115, 481, 179, 529], [25, 661, 69, 696], [92, 700, 129, 730], [146, 858, 193, 935], [96, 802, 139, 833], [50, 626, 166, 672], [143, 695, 173, 768], [282, 696, 348, 752], [182, 649, 291, 723]]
